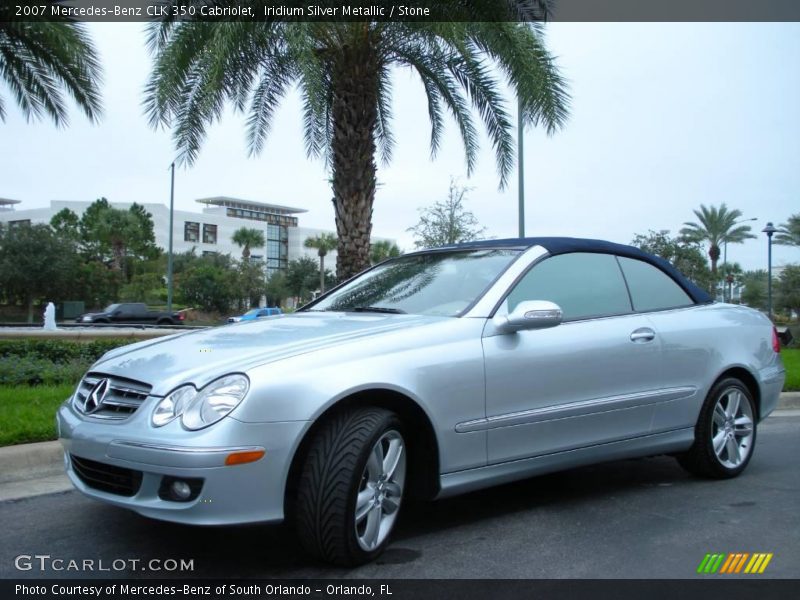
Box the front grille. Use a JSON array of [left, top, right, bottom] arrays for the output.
[[70, 455, 143, 497], [72, 373, 151, 420]]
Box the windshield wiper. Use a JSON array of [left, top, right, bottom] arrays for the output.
[[349, 306, 406, 314]]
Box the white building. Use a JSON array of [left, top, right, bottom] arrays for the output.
[[0, 196, 363, 277]]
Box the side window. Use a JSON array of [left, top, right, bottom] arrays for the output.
[[618, 257, 693, 312], [506, 253, 632, 320]]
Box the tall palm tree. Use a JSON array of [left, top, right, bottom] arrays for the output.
[[0, 21, 102, 125], [775, 213, 800, 247], [304, 232, 338, 293], [231, 227, 265, 260], [680, 204, 756, 275], [144, 4, 569, 279], [370, 240, 401, 265]]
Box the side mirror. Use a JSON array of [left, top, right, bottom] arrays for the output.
[[495, 300, 563, 334]]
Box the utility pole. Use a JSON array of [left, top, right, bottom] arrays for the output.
[[517, 96, 525, 238], [167, 162, 175, 312]]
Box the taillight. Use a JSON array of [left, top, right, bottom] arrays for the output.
[[178, 313, 185, 321], [772, 327, 781, 353]]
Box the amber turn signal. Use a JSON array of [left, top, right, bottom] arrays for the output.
[[225, 450, 265, 466]]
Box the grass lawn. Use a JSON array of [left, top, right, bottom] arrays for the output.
[[782, 348, 799, 392], [0, 384, 73, 447]]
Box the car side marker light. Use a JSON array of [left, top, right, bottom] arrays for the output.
[[225, 450, 265, 466]]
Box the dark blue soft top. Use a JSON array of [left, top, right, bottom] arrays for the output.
[[438, 236, 713, 304]]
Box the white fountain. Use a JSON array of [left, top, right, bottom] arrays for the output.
[[43, 302, 58, 331]]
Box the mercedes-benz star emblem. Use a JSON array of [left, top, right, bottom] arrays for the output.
[[83, 378, 111, 414]]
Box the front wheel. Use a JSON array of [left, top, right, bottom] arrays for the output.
[[295, 407, 406, 566], [677, 377, 757, 479]]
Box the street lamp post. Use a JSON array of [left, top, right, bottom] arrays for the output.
[[517, 96, 525, 239], [722, 216, 757, 302], [167, 162, 175, 312], [762, 222, 777, 321]]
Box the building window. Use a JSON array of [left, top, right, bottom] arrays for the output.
[[266, 223, 288, 276], [184, 221, 199, 243], [225, 207, 298, 227], [8, 219, 31, 228], [202, 223, 217, 244], [202, 251, 217, 257]]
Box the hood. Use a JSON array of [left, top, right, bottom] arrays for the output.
[[91, 312, 448, 395]]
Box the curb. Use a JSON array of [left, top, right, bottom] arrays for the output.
[[780, 391, 800, 409], [0, 439, 64, 484], [1, 391, 799, 501]]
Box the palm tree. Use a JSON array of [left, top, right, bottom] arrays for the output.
[[304, 233, 338, 293], [232, 227, 265, 260], [370, 240, 401, 265], [680, 204, 756, 275], [775, 213, 800, 247], [0, 22, 102, 125], [144, 5, 569, 279]]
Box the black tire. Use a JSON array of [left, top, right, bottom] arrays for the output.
[[677, 377, 757, 479], [295, 407, 406, 566], [157, 319, 173, 325]]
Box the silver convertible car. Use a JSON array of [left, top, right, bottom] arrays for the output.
[[57, 237, 785, 565]]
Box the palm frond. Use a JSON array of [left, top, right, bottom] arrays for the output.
[[0, 21, 102, 125]]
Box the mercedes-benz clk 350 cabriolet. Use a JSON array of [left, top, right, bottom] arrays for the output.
[[58, 237, 785, 565]]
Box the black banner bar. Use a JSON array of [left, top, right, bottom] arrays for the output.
[[3, 0, 800, 23], [3, 579, 800, 600]]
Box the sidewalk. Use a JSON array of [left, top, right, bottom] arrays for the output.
[[2, 392, 799, 503]]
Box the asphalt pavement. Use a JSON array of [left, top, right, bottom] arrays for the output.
[[1, 413, 798, 580]]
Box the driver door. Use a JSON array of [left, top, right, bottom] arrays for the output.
[[481, 252, 664, 464]]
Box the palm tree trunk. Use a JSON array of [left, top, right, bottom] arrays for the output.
[[319, 254, 325, 293], [709, 244, 720, 275], [330, 40, 379, 280]]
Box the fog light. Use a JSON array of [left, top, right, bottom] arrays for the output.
[[158, 476, 203, 502], [171, 480, 192, 500]]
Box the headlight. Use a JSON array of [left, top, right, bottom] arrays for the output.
[[152, 385, 197, 427], [152, 375, 249, 430], [181, 375, 249, 430]]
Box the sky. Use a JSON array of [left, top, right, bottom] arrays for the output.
[[1, 21, 799, 271]]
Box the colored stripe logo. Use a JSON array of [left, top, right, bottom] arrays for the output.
[[697, 553, 773, 574]]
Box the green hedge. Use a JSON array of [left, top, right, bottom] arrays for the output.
[[0, 339, 135, 386], [0, 339, 132, 362]]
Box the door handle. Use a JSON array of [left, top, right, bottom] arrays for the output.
[[630, 328, 656, 343]]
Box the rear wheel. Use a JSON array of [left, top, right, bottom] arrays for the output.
[[677, 377, 756, 479], [295, 407, 406, 566]]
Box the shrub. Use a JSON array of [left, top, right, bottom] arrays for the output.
[[0, 339, 136, 386], [0, 356, 88, 386], [0, 339, 132, 363]]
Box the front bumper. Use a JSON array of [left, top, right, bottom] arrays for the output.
[[57, 401, 307, 525]]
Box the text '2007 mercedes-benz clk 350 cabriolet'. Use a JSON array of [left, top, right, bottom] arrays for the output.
[[58, 237, 785, 565]]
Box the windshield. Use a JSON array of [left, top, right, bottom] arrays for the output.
[[244, 309, 261, 316], [103, 304, 121, 313], [307, 249, 519, 317]]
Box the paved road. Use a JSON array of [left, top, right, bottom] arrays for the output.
[[2, 415, 798, 580]]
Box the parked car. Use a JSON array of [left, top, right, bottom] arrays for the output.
[[227, 307, 282, 323], [58, 238, 784, 566], [76, 303, 184, 325]]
